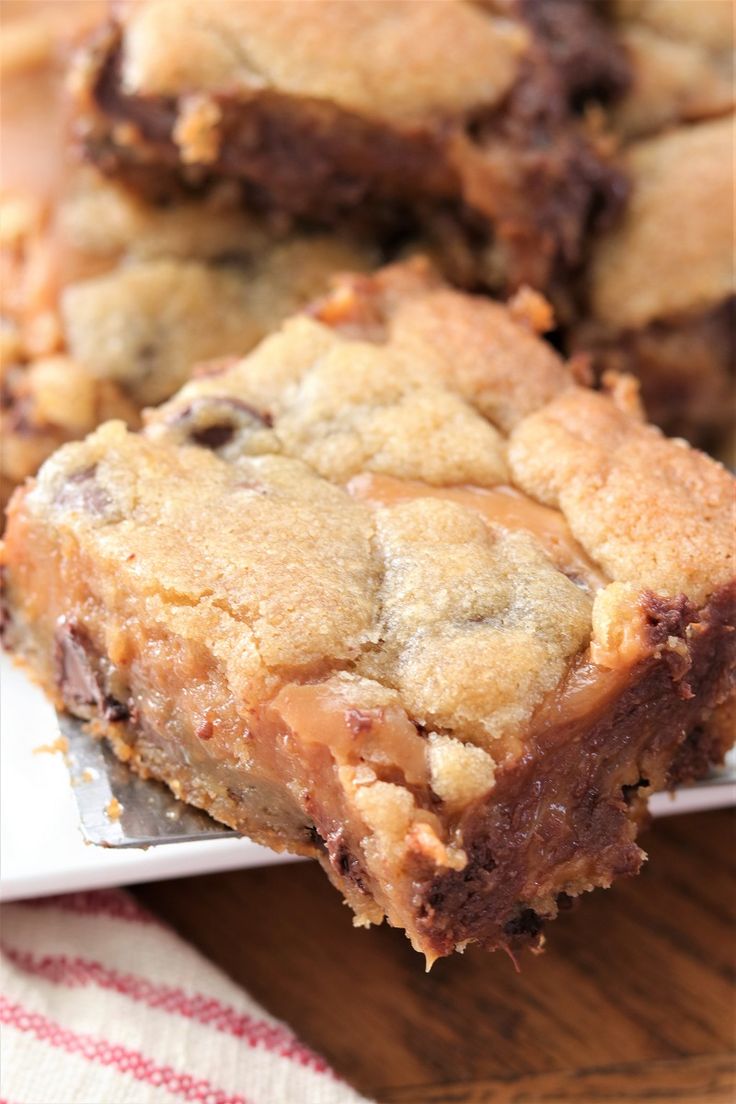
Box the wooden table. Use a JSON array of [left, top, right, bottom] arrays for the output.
[[136, 808, 735, 1103]]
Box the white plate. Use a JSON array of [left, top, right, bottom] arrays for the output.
[[0, 654, 295, 901], [2, 651, 734, 902]]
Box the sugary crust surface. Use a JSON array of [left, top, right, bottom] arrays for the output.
[[149, 313, 511, 487], [28, 429, 378, 682], [310, 263, 575, 432], [508, 387, 735, 605], [589, 117, 735, 330], [116, 0, 527, 118], [147, 262, 733, 615]]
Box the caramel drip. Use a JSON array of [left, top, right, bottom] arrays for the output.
[[267, 682, 429, 788], [529, 659, 634, 736], [347, 473, 607, 589]]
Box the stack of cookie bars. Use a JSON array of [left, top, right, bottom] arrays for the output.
[[1, 0, 734, 961]]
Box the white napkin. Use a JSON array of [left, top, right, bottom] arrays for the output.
[[0, 889, 373, 1104]]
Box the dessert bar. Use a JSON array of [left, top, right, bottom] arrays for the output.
[[609, 0, 734, 140], [1, 170, 374, 504], [564, 3, 735, 445], [74, 0, 625, 297], [0, 4, 374, 502], [572, 116, 734, 445], [3, 262, 734, 960]]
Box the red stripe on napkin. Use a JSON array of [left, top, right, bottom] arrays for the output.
[[3, 944, 329, 1073], [0, 996, 252, 1104]]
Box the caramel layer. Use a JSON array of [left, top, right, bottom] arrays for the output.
[[269, 682, 429, 788]]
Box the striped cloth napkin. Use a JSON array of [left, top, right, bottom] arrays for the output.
[[0, 889, 373, 1104]]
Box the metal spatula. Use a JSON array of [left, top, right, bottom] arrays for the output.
[[59, 711, 736, 848], [59, 713, 236, 847]]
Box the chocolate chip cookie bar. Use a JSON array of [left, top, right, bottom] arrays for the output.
[[3, 262, 734, 960], [572, 116, 734, 444], [1, 172, 374, 503], [1, 2, 376, 502], [74, 0, 624, 297], [563, 5, 734, 446], [609, 0, 734, 140]]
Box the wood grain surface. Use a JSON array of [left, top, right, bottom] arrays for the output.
[[136, 808, 736, 1103]]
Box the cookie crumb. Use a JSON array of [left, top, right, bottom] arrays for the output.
[[105, 797, 123, 821]]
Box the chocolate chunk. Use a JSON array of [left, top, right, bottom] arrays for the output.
[[641, 591, 699, 689], [668, 726, 726, 788], [520, 0, 631, 110], [54, 622, 130, 722], [642, 592, 699, 643], [54, 622, 105, 715], [305, 824, 327, 852], [326, 828, 368, 891]]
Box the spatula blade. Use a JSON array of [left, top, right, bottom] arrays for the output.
[[58, 713, 237, 847]]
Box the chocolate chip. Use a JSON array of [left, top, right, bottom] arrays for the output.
[[103, 696, 131, 723], [169, 396, 273, 455], [326, 829, 367, 891], [0, 566, 12, 647], [54, 465, 112, 516], [503, 908, 543, 939], [191, 423, 236, 450], [306, 825, 327, 852]]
